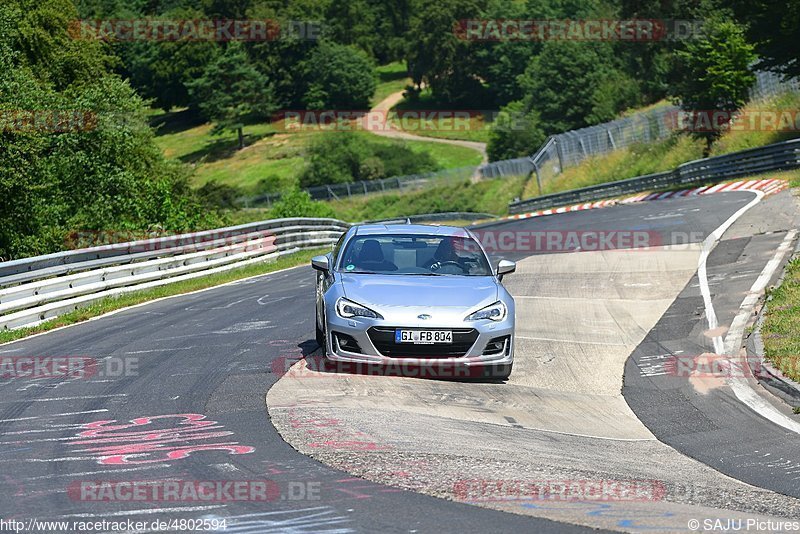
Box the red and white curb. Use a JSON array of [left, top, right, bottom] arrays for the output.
[[506, 178, 790, 221]]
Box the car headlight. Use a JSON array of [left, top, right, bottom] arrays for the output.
[[336, 298, 382, 319], [466, 301, 506, 322]]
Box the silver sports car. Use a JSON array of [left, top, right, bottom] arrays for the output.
[[311, 224, 516, 379]]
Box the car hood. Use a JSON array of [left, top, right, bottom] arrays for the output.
[[338, 274, 498, 310]]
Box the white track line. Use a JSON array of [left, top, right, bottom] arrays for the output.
[[697, 189, 800, 434], [698, 190, 765, 354], [723, 230, 800, 434]]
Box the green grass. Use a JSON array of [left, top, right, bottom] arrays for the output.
[[524, 134, 705, 198], [0, 248, 327, 346], [324, 176, 527, 222], [192, 131, 482, 192], [710, 91, 800, 156], [225, 176, 525, 225], [153, 115, 481, 194], [190, 132, 312, 191], [151, 109, 280, 163], [389, 88, 491, 143], [618, 99, 673, 118], [372, 62, 411, 107], [522, 90, 800, 200], [356, 131, 483, 168], [760, 168, 800, 384], [148, 61, 483, 194]]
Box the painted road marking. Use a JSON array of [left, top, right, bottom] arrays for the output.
[[696, 188, 800, 434]]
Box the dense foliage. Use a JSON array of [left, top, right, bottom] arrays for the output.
[[0, 0, 219, 260], [2, 0, 797, 258], [300, 133, 438, 187]]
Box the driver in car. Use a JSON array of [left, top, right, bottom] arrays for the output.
[[424, 237, 467, 272]]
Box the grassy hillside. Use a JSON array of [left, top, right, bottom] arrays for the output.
[[151, 63, 483, 195], [523, 91, 800, 199], [389, 88, 491, 144]]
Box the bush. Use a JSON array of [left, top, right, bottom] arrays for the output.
[[372, 144, 437, 176], [269, 189, 336, 219], [487, 101, 546, 161], [196, 182, 241, 210], [300, 133, 439, 187]]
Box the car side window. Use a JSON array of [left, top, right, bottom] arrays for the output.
[[331, 234, 346, 267]]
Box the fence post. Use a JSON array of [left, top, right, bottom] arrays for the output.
[[555, 138, 564, 171], [528, 156, 543, 196]]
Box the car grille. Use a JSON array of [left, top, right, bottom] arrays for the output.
[[367, 327, 479, 358]]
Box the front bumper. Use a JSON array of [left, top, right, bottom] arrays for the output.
[[324, 309, 514, 366]]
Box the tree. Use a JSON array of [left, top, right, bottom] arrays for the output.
[[302, 42, 377, 109], [729, 0, 800, 79], [187, 42, 274, 149], [406, 0, 486, 105], [518, 41, 639, 134], [487, 101, 546, 161], [1, 0, 216, 260], [119, 7, 220, 112], [669, 19, 756, 153]]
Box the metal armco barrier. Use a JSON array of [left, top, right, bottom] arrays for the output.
[[0, 218, 350, 331], [508, 139, 800, 214]]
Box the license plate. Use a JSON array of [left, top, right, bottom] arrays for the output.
[[395, 329, 453, 344]]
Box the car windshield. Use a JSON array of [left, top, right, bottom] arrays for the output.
[[338, 234, 492, 276]]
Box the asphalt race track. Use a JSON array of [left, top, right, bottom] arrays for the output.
[[1, 189, 799, 533]]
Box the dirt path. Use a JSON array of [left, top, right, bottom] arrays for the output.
[[365, 90, 488, 165]]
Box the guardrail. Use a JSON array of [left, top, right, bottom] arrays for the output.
[[364, 212, 498, 224], [508, 138, 800, 214], [0, 218, 350, 331]]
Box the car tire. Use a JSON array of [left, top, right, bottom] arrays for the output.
[[316, 307, 328, 357], [486, 363, 512, 380], [315, 320, 325, 349]]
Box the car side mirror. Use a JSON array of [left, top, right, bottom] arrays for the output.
[[311, 255, 330, 272], [496, 259, 516, 280]]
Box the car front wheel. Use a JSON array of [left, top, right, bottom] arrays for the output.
[[315, 311, 325, 350]]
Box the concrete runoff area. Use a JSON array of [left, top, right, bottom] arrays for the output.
[[269, 191, 800, 532]]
